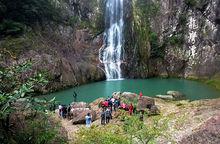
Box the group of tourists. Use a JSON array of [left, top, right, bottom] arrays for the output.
[[99, 96, 135, 125], [58, 91, 145, 127], [58, 104, 71, 119], [100, 97, 121, 112]]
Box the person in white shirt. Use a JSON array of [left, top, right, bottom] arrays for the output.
[[58, 105, 62, 117]]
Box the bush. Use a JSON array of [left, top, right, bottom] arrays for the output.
[[0, 0, 68, 36], [74, 115, 169, 144], [74, 125, 129, 144], [0, 20, 25, 36], [13, 112, 67, 144], [168, 35, 184, 46], [123, 116, 168, 144], [149, 32, 165, 58], [0, 61, 67, 143], [184, 0, 198, 7]]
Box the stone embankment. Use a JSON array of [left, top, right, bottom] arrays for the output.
[[57, 92, 220, 143]]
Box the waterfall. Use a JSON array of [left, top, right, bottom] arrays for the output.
[[99, 0, 124, 80]]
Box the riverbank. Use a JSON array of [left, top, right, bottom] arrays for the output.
[[187, 74, 220, 91], [56, 93, 220, 143]]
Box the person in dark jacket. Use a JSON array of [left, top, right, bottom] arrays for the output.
[[100, 109, 106, 125], [105, 108, 111, 124]]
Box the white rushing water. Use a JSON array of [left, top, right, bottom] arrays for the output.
[[99, 0, 124, 80]]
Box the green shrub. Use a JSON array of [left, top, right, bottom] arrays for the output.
[[187, 75, 220, 91], [68, 16, 79, 27], [74, 125, 129, 144], [118, 109, 129, 121], [184, 0, 198, 7], [0, 0, 68, 36], [149, 32, 165, 58], [74, 115, 169, 144], [0, 20, 25, 36], [14, 112, 67, 144], [0, 61, 67, 143], [179, 14, 187, 26], [123, 116, 168, 144], [205, 75, 220, 91], [168, 35, 184, 46]]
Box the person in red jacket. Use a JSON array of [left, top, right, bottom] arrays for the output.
[[139, 91, 143, 98], [129, 103, 134, 115]]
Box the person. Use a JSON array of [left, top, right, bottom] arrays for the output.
[[105, 108, 111, 124], [121, 103, 126, 110], [64, 105, 68, 118], [85, 113, 92, 127], [100, 109, 106, 125], [58, 104, 63, 117], [139, 91, 143, 98], [104, 100, 108, 107], [118, 98, 121, 108], [111, 97, 115, 104], [61, 105, 67, 118], [108, 100, 113, 112], [67, 104, 71, 119], [113, 99, 117, 111], [129, 103, 134, 115], [73, 91, 77, 102], [107, 96, 111, 101]]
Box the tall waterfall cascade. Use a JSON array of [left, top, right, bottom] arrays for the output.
[[99, 0, 124, 80]]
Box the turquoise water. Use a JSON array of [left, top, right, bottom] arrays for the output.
[[41, 78, 220, 104]]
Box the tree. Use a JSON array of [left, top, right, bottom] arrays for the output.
[[0, 60, 66, 143], [0, 0, 68, 36]]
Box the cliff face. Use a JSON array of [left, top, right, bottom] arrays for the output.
[[1, 0, 220, 92], [124, 0, 220, 78], [0, 0, 106, 92], [160, 0, 220, 78]]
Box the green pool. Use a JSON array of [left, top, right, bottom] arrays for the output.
[[41, 78, 220, 104]]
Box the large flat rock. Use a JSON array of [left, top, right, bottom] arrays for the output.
[[72, 109, 96, 124], [180, 114, 220, 144], [137, 96, 155, 111]]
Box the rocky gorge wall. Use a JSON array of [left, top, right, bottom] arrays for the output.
[[0, 0, 106, 93], [1, 0, 220, 93], [123, 0, 220, 78]]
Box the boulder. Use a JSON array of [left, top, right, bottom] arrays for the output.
[[121, 92, 138, 101], [149, 105, 160, 115], [156, 95, 174, 100], [89, 98, 105, 110], [72, 109, 96, 124], [180, 114, 220, 144], [137, 96, 155, 111], [112, 92, 121, 99], [167, 90, 184, 98], [71, 102, 88, 108], [89, 98, 105, 116]]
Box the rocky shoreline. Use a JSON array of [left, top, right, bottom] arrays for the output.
[[56, 91, 220, 143]]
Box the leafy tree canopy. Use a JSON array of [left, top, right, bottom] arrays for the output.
[[0, 60, 63, 143], [0, 0, 68, 36]]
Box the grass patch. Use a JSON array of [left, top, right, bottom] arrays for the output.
[[187, 75, 220, 91], [205, 76, 220, 91]]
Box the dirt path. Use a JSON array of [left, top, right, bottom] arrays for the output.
[[56, 110, 122, 142]]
